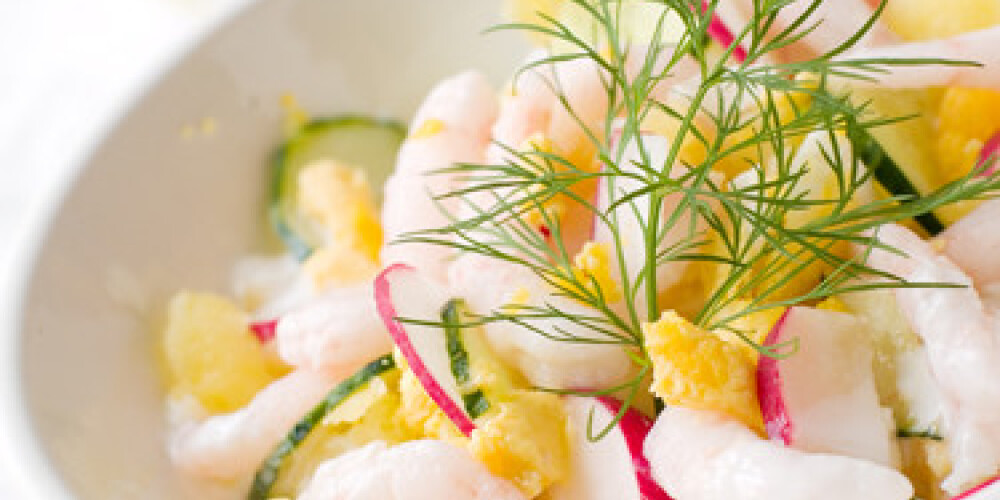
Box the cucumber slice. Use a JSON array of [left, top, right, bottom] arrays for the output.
[[897, 428, 943, 440], [840, 88, 947, 235], [847, 124, 945, 235], [249, 354, 396, 500], [442, 298, 490, 419], [270, 116, 406, 260]]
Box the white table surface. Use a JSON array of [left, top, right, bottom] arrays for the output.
[[0, 0, 242, 495]]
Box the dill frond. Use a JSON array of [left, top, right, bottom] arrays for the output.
[[395, 0, 1000, 437]]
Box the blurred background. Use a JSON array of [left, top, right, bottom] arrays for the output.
[[0, 0, 242, 286], [0, 0, 242, 494]]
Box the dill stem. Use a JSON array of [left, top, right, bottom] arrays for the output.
[[646, 193, 663, 322]]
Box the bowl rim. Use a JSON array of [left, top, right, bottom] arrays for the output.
[[0, 1, 257, 497]]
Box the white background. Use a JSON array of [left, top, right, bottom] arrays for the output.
[[0, 0, 242, 494], [0, 0, 241, 287]]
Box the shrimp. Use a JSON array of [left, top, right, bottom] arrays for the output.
[[536, 45, 692, 163], [477, 51, 612, 255], [476, 48, 696, 255], [866, 223, 1000, 494], [274, 283, 392, 377], [231, 254, 315, 319], [487, 50, 555, 166], [643, 406, 914, 500], [448, 253, 635, 390], [544, 57, 611, 170], [838, 25, 1000, 90], [297, 440, 526, 500], [381, 71, 498, 282], [168, 370, 337, 481], [939, 198, 1000, 287], [715, 0, 897, 63]]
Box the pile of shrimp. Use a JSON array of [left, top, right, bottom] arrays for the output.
[[164, 1, 1000, 498]]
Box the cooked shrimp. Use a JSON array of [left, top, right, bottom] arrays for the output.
[[274, 283, 392, 377], [479, 51, 612, 254], [939, 198, 1000, 286], [715, 0, 897, 63], [478, 48, 694, 256], [169, 370, 337, 481], [866, 223, 1000, 494], [838, 25, 1000, 90], [231, 254, 315, 319], [544, 57, 610, 169], [643, 406, 914, 500], [448, 253, 635, 390], [487, 50, 554, 166], [297, 440, 526, 500], [381, 71, 498, 282]]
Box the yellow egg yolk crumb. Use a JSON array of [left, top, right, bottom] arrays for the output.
[[411, 118, 446, 139], [297, 161, 383, 288], [936, 87, 1000, 182], [644, 310, 764, 434]]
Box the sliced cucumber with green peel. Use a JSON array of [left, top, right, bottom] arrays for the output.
[[841, 88, 947, 235], [249, 354, 396, 500], [847, 124, 945, 235], [442, 298, 490, 419], [270, 116, 406, 260], [896, 428, 943, 441]]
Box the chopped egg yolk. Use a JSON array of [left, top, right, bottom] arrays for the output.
[[936, 87, 1000, 182], [395, 325, 569, 498], [297, 161, 383, 287], [644, 310, 764, 433], [516, 133, 571, 237], [163, 292, 287, 414], [411, 118, 446, 139], [570, 241, 622, 303]]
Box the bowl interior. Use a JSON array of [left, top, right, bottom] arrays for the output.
[[14, 1, 521, 497]]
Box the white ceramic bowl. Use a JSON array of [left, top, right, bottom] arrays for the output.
[[0, 1, 522, 498]]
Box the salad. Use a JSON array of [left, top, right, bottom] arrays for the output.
[[160, 1, 1000, 499]]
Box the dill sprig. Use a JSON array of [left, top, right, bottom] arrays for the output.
[[396, 0, 1000, 437]]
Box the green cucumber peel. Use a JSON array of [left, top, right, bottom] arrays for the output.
[[462, 390, 490, 420], [846, 124, 945, 235], [248, 354, 396, 500], [896, 427, 944, 441], [441, 298, 490, 419], [269, 115, 406, 260]]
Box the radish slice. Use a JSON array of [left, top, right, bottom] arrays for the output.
[[955, 475, 1000, 499], [249, 319, 278, 343], [977, 131, 1000, 177], [756, 309, 793, 443], [702, 1, 747, 62], [756, 306, 896, 467], [549, 396, 672, 500], [374, 263, 476, 436]]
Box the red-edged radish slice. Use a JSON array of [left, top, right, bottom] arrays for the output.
[[756, 306, 895, 466], [702, 2, 748, 62], [756, 309, 793, 443], [250, 319, 278, 343], [977, 131, 1000, 177], [374, 263, 475, 436], [955, 475, 1000, 499], [549, 396, 672, 500]]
